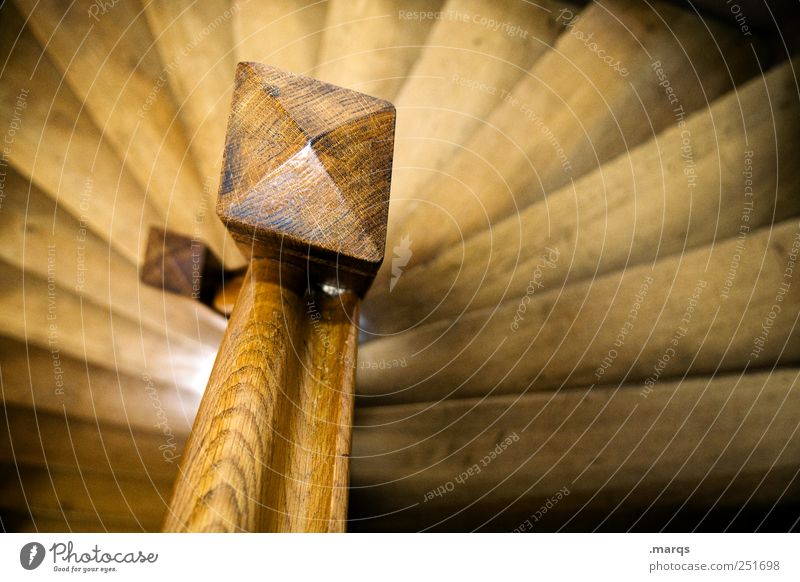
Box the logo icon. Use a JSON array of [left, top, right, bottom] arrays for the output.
[[20, 542, 46, 570], [390, 235, 413, 292]]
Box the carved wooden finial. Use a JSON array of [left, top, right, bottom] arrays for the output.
[[217, 62, 396, 293]]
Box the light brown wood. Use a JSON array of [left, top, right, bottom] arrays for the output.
[[142, 0, 237, 184], [0, 464, 173, 532], [379, 0, 764, 280], [0, 336, 197, 437], [385, 0, 573, 250], [350, 369, 800, 531], [358, 218, 800, 404], [0, 166, 226, 349], [314, 0, 442, 100], [0, 406, 186, 478], [213, 273, 246, 316], [0, 7, 161, 265], [164, 64, 395, 532], [364, 58, 800, 333], [234, 0, 327, 75], [0, 261, 210, 390], [163, 259, 359, 531], [13, 0, 243, 268]]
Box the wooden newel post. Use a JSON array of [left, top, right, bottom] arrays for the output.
[[163, 63, 395, 532]]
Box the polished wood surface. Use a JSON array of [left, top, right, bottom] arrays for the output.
[[164, 63, 395, 532], [163, 259, 360, 532], [1, 0, 797, 533]]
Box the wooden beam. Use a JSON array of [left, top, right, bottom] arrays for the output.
[[350, 369, 800, 531], [164, 64, 395, 532], [358, 219, 800, 404], [142, 0, 238, 183], [0, 405, 187, 478], [13, 0, 243, 268], [0, 464, 173, 532], [364, 58, 800, 333], [1, 508, 147, 533]]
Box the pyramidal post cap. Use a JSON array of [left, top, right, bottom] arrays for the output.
[[217, 62, 396, 293]]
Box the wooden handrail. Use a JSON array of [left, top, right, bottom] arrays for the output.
[[163, 62, 395, 532]]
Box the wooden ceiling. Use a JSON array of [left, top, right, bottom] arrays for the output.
[[0, 0, 798, 532]]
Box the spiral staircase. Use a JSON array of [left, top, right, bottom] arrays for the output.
[[0, 0, 798, 532]]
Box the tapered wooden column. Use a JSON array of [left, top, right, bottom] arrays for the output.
[[163, 63, 395, 532]]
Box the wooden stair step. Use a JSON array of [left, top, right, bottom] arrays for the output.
[[350, 369, 800, 531], [13, 0, 243, 268], [365, 58, 800, 333], [358, 218, 800, 403], [381, 0, 766, 276], [0, 7, 160, 265], [314, 0, 443, 100]]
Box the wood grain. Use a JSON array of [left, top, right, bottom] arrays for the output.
[[364, 58, 800, 334], [0, 5, 161, 265], [165, 64, 394, 532], [0, 405, 186, 479], [13, 0, 243, 268], [142, 0, 238, 184], [350, 369, 800, 531], [314, 0, 443, 100], [379, 0, 765, 278], [234, 0, 327, 75], [163, 259, 358, 531], [358, 218, 800, 404], [0, 336, 197, 437], [0, 167, 225, 349], [0, 261, 210, 390], [385, 0, 572, 254], [0, 463, 173, 532]]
